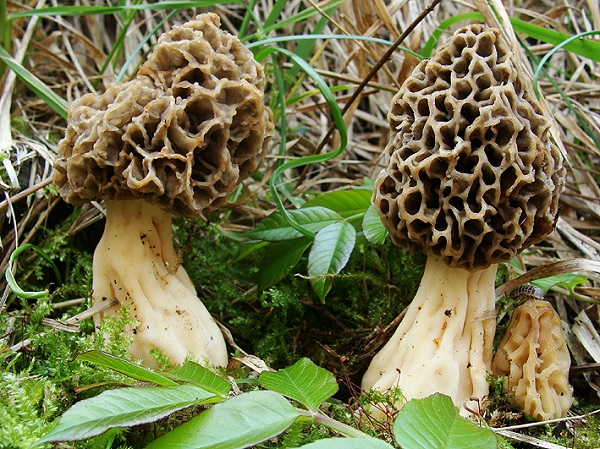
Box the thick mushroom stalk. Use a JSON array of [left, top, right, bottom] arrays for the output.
[[93, 199, 228, 368], [54, 13, 274, 367], [362, 25, 565, 411], [362, 257, 497, 410]]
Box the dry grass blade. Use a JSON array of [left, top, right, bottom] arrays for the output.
[[572, 310, 600, 362]]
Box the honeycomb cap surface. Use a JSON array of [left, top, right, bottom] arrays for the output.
[[373, 25, 565, 270], [54, 13, 274, 217]]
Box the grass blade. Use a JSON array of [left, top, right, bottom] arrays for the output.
[[0, 46, 68, 118]]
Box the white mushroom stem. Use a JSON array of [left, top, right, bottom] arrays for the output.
[[362, 256, 497, 412], [92, 199, 228, 368]]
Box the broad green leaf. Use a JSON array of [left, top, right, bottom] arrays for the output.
[[166, 362, 231, 397], [258, 238, 312, 290], [362, 206, 388, 245], [36, 385, 216, 444], [532, 274, 589, 294], [308, 221, 356, 301], [146, 390, 303, 449], [303, 189, 372, 218], [77, 351, 177, 386], [247, 207, 342, 241], [300, 438, 394, 449], [393, 394, 497, 449], [259, 358, 338, 411]]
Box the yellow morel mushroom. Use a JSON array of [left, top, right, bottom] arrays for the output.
[[362, 25, 565, 413], [54, 13, 274, 368], [493, 299, 573, 420]]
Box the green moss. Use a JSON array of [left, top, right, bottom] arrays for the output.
[[178, 220, 424, 382]]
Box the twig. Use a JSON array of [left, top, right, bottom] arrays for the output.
[[313, 0, 443, 155], [0, 176, 54, 212]]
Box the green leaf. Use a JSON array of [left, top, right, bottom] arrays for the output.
[[247, 207, 342, 241], [258, 238, 312, 290], [393, 394, 497, 449], [145, 390, 303, 449], [532, 274, 589, 295], [362, 206, 388, 245], [76, 351, 177, 386], [166, 362, 231, 397], [300, 438, 395, 449], [303, 189, 372, 218], [36, 385, 216, 444], [259, 358, 338, 411], [308, 221, 356, 301]]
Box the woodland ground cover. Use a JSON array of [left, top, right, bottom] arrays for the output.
[[1, 1, 600, 448]]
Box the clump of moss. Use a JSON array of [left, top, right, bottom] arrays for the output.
[[178, 219, 424, 388]]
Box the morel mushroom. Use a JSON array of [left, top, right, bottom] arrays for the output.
[[54, 13, 274, 368], [493, 299, 573, 420], [362, 25, 565, 412]]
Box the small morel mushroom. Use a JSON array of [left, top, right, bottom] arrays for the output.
[[54, 13, 274, 368], [493, 299, 573, 420], [362, 25, 565, 412]]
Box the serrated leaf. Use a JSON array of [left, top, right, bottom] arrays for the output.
[[247, 207, 342, 241], [36, 385, 216, 444], [258, 238, 312, 290], [145, 390, 302, 449], [308, 221, 356, 301], [393, 394, 497, 449], [166, 362, 231, 396], [303, 190, 372, 218], [259, 358, 338, 410], [300, 438, 395, 449], [362, 205, 388, 244], [77, 351, 177, 386]]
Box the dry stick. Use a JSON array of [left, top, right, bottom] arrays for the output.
[[295, 0, 443, 186], [0, 176, 53, 212]]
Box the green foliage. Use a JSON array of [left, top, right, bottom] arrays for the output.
[[394, 395, 498, 449], [5, 244, 61, 299], [36, 384, 220, 444], [36, 354, 498, 449], [259, 358, 339, 410], [0, 364, 60, 448], [243, 186, 388, 301], [531, 273, 590, 296], [421, 12, 600, 61], [0, 304, 139, 448], [308, 221, 357, 301]]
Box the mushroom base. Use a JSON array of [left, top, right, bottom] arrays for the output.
[[361, 256, 497, 413], [92, 199, 228, 368]]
